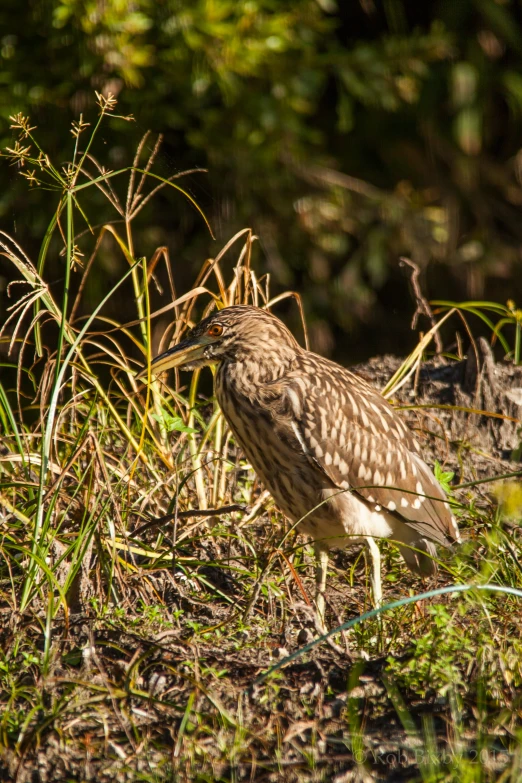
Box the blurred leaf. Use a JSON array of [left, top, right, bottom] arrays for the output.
[[454, 106, 482, 155], [152, 411, 196, 434], [452, 62, 477, 107], [494, 481, 522, 520]]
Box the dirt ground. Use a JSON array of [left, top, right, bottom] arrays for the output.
[[356, 338, 522, 477]]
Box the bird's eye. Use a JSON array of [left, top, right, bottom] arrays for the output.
[[208, 324, 223, 337]]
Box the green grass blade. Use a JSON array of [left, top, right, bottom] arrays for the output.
[[251, 584, 522, 688]]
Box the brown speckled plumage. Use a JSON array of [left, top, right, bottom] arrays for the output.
[[146, 305, 460, 617]]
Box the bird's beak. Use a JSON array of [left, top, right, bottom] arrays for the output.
[[137, 336, 209, 380]]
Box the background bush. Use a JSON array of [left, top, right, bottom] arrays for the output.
[[2, 0, 522, 358]]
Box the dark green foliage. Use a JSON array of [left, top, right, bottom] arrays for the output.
[[2, 1, 522, 359]]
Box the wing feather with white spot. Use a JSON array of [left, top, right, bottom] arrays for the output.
[[282, 357, 460, 546]]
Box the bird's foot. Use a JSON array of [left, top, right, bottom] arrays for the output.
[[294, 601, 345, 655]]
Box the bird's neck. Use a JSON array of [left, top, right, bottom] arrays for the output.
[[217, 350, 297, 394]]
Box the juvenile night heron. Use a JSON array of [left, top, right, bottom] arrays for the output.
[[141, 306, 460, 623]]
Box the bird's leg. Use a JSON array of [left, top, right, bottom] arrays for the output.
[[365, 536, 382, 607], [314, 546, 329, 633]]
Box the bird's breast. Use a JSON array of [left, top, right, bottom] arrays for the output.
[[215, 369, 346, 533], [216, 376, 312, 520]]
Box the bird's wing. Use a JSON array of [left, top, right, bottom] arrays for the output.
[[277, 360, 459, 546]]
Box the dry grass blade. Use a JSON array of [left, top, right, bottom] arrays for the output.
[[382, 308, 456, 399]]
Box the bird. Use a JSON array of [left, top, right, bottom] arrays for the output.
[[140, 305, 460, 627]]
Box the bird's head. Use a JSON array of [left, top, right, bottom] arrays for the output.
[[138, 305, 300, 379]]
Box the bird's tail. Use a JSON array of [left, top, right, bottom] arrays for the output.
[[399, 539, 438, 577]]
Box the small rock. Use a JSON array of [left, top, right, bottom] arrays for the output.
[[297, 628, 314, 645], [149, 673, 167, 697]]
